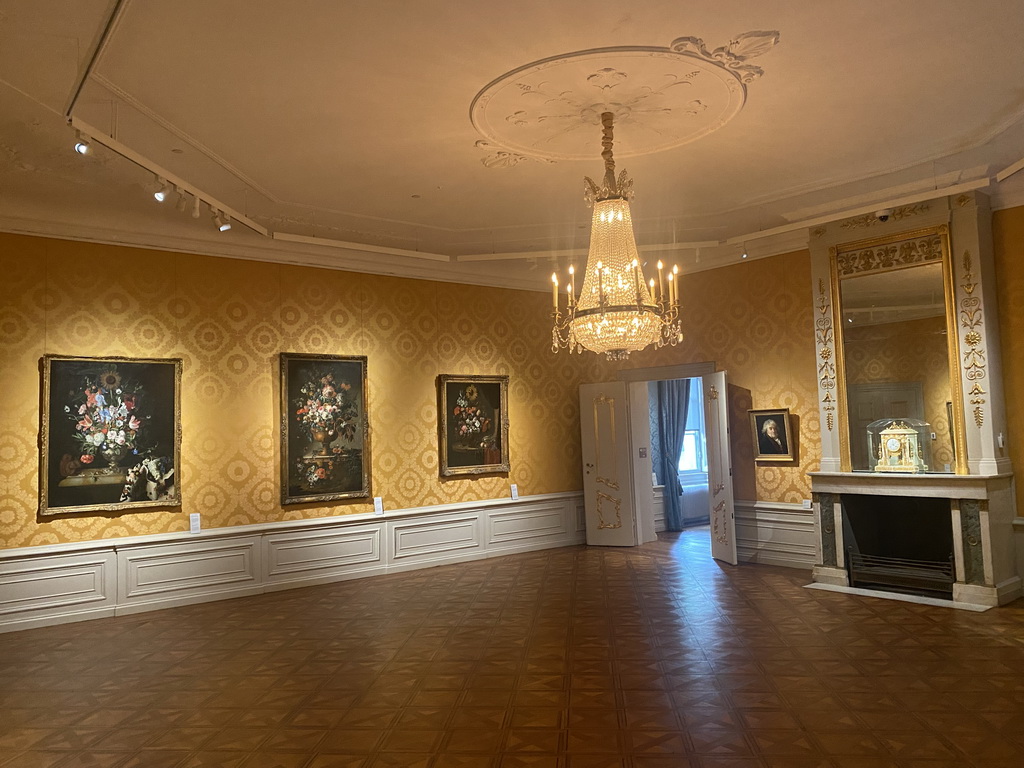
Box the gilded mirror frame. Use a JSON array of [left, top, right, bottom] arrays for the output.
[[829, 225, 968, 474]]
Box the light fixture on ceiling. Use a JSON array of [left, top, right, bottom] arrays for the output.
[[191, 195, 202, 219], [551, 112, 681, 360], [213, 211, 232, 232], [73, 130, 91, 155], [153, 178, 171, 202], [175, 187, 189, 213]]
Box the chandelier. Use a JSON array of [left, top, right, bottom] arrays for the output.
[[551, 112, 682, 361]]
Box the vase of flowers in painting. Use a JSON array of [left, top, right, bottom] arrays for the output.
[[295, 372, 358, 460], [67, 367, 144, 474], [451, 384, 494, 452]]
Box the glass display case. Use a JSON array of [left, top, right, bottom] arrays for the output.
[[866, 418, 931, 473]]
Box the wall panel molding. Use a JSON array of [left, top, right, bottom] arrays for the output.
[[736, 499, 816, 568], [0, 493, 583, 633]]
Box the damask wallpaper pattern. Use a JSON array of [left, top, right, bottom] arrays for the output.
[[0, 233, 841, 549], [992, 206, 1024, 516], [0, 235, 588, 548]]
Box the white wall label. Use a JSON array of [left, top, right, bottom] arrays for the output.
[[510, 484, 519, 500], [189, 513, 201, 533], [373, 497, 384, 515]]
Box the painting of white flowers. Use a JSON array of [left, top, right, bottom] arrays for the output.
[[281, 353, 370, 505], [437, 374, 509, 477], [40, 355, 182, 516]]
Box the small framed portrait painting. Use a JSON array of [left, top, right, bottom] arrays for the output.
[[749, 408, 795, 462]]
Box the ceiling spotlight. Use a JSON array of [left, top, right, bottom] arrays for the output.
[[191, 195, 202, 219], [213, 211, 232, 232], [153, 179, 171, 202], [73, 130, 90, 155], [175, 187, 188, 212]]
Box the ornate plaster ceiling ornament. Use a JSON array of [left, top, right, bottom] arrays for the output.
[[470, 31, 779, 164]]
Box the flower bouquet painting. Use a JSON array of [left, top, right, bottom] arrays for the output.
[[437, 374, 509, 477], [281, 353, 369, 504], [40, 355, 181, 516]]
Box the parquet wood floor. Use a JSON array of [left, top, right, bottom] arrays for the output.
[[2, 528, 1023, 767]]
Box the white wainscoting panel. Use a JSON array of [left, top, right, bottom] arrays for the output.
[[0, 550, 117, 632], [487, 501, 574, 553], [388, 513, 482, 570], [117, 536, 263, 614], [0, 494, 584, 634], [735, 500, 816, 569], [263, 524, 384, 591]]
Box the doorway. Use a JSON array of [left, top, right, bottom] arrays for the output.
[[648, 377, 710, 530], [579, 362, 739, 565]]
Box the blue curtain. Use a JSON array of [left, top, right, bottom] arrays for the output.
[[657, 379, 691, 531]]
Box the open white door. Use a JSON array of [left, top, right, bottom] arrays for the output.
[[702, 371, 738, 565], [579, 381, 637, 546]]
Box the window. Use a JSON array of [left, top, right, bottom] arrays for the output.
[[677, 379, 707, 475], [678, 430, 707, 473]]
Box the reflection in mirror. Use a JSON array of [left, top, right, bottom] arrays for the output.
[[839, 262, 954, 473]]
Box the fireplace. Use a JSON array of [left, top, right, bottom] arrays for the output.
[[809, 471, 1021, 607], [841, 494, 954, 597]]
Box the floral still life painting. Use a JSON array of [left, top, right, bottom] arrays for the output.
[[437, 375, 510, 477], [281, 354, 369, 504], [40, 356, 181, 516]]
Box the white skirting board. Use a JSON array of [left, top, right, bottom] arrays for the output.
[[0, 493, 585, 634]]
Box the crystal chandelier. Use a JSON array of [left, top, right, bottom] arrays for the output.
[[551, 112, 682, 361]]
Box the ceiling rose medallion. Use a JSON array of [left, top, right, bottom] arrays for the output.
[[470, 31, 779, 164]]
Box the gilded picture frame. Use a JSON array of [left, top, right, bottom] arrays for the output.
[[39, 355, 182, 516], [280, 353, 370, 505], [749, 408, 795, 462], [437, 374, 510, 477]]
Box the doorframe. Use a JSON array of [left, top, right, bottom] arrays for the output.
[[617, 362, 717, 541]]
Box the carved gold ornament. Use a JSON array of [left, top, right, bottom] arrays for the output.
[[959, 251, 986, 426], [816, 279, 837, 431], [835, 233, 943, 277], [839, 204, 930, 230], [596, 491, 623, 530], [712, 500, 728, 544]]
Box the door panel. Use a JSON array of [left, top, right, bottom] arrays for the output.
[[703, 371, 738, 565], [579, 381, 637, 547]]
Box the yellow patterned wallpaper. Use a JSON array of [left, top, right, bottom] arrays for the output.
[[18, 229, 964, 549], [0, 234, 589, 548], [992, 205, 1024, 517], [843, 315, 955, 471]]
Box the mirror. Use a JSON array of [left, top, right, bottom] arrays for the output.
[[833, 235, 962, 474]]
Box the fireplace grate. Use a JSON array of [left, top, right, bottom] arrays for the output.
[[846, 548, 954, 596]]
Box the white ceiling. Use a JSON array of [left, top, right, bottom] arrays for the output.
[[2, 0, 1024, 292]]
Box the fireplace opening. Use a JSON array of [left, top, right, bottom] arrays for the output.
[[841, 493, 955, 598]]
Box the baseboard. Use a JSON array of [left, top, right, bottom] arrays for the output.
[[0, 492, 585, 634]]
